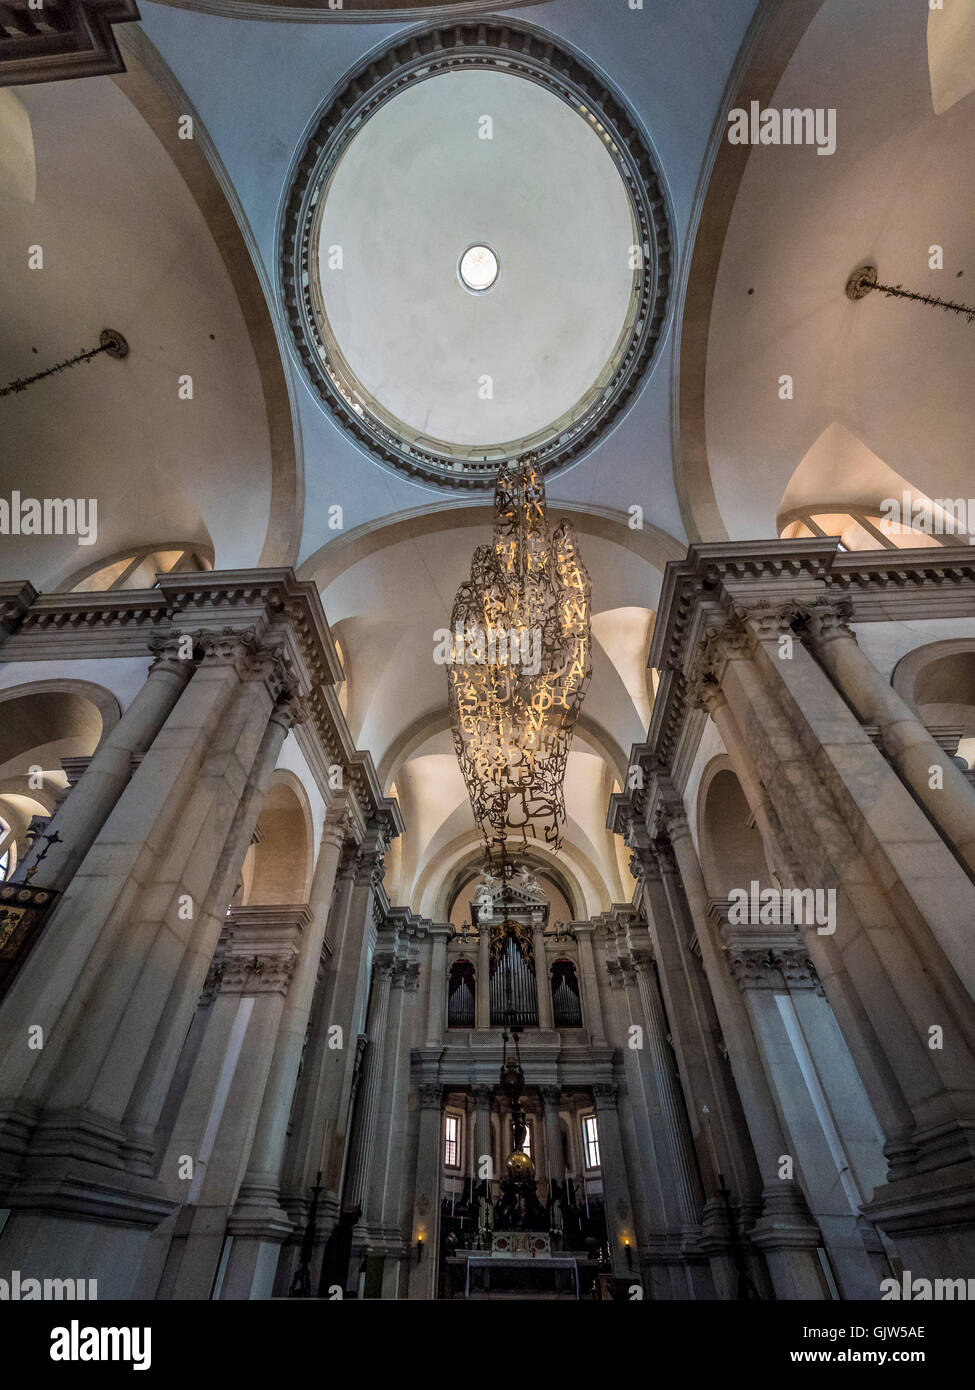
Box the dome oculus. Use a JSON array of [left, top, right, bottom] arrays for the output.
[[282, 20, 672, 490], [459, 244, 500, 294]]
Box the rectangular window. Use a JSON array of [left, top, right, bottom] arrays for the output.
[[522, 1122, 532, 1160], [583, 1114, 600, 1170], [444, 1113, 460, 1169]]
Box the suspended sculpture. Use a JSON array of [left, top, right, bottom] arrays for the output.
[[447, 456, 592, 870]]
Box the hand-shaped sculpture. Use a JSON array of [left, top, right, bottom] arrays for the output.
[[447, 456, 592, 867]]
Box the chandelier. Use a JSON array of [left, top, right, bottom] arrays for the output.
[[446, 456, 592, 869]]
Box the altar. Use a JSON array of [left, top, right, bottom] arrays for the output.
[[444, 1243, 583, 1300]]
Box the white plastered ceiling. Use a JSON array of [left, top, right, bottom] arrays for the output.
[[705, 0, 975, 541], [0, 75, 273, 589]]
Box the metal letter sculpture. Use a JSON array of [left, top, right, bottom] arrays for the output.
[[447, 456, 592, 870]]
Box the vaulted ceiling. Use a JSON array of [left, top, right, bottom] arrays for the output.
[[3, 0, 971, 915]]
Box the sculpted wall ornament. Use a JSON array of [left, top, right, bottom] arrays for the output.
[[592, 1082, 619, 1108], [725, 946, 822, 993], [210, 952, 299, 996]]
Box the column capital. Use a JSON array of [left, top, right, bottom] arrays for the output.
[[688, 669, 728, 717], [354, 844, 386, 890], [196, 625, 298, 702], [630, 948, 655, 974], [372, 951, 397, 982], [321, 796, 353, 851], [656, 796, 690, 843], [726, 945, 823, 994], [418, 1083, 443, 1111], [539, 1085, 561, 1106], [268, 689, 308, 733], [146, 630, 197, 681], [205, 951, 299, 998], [592, 1082, 618, 1110], [793, 595, 857, 648], [627, 842, 661, 884], [471, 1084, 493, 1106]]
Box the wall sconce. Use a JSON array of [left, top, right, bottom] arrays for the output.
[[623, 1236, 632, 1269], [416, 1234, 425, 1264]]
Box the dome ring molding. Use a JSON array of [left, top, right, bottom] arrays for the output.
[[280, 18, 673, 491]]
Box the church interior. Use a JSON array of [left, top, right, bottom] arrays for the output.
[[2, 0, 975, 1306]]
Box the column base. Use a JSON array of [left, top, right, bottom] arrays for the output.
[[0, 1158, 176, 1300], [862, 1157, 975, 1284], [748, 1183, 828, 1299], [220, 1206, 294, 1300]]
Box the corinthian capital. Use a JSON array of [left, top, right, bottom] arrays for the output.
[[147, 629, 196, 680], [793, 595, 856, 647]]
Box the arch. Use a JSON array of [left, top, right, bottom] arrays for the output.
[[674, 0, 827, 542], [59, 540, 215, 594], [0, 678, 121, 767], [696, 756, 773, 899], [413, 829, 602, 921], [110, 26, 302, 570], [446, 860, 577, 929], [378, 705, 629, 798], [892, 640, 975, 758], [928, 0, 975, 115], [149, 0, 550, 22], [243, 771, 315, 905], [299, 499, 683, 594]]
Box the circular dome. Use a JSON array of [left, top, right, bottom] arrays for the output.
[[282, 21, 672, 490]]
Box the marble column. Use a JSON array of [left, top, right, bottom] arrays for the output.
[[532, 918, 553, 1029], [220, 800, 349, 1297], [0, 629, 294, 1297], [13, 632, 192, 893], [540, 1086, 564, 1189], [707, 610, 975, 1174], [344, 953, 395, 1217], [592, 1084, 637, 1278], [425, 925, 452, 1046], [630, 949, 702, 1231], [572, 922, 605, 1044], [123, 691, 300, 1172], [659, 801, 828, 1299], [150, 906, 304, 1300], [370, 956, 419, 1295], [472, 1085, 493, 1187], [802, 597, 975, 877], [476, 924, 490, 1028], [319, 837, 385, 1199], [408, 1084, 443, 1300]]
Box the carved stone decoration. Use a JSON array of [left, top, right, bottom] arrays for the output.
[[726, 946, 823, 993], [592, 1082, 619, 1109], [418, 1083, 443, 1111], [793, 595, 857, 648], [215, 952, 298, 996], [0, 0, 140, 88]]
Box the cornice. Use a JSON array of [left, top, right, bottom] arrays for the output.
[[0, 568, 402, 843], [610, 538, 975, 839]]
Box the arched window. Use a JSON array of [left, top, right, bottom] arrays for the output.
[[582, 1114, 601, 1170], [447, 959, 476, 1028], [551, 958, 582, 1028], [779, 506, 944, 552], [65, 543, 213, 593]]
